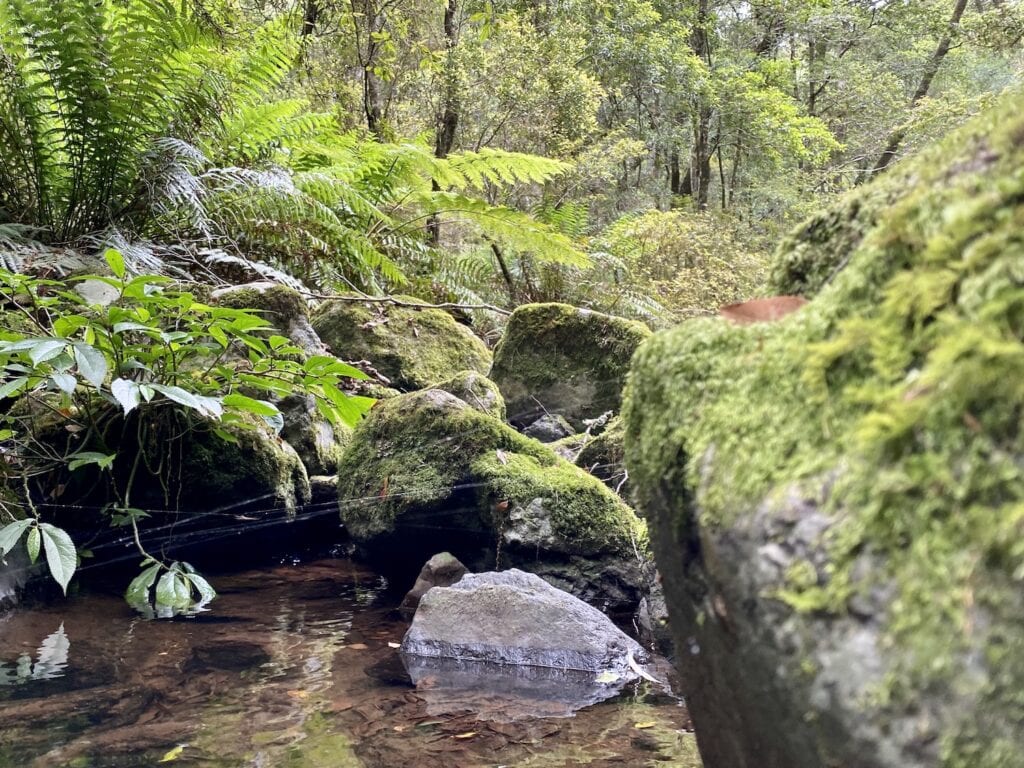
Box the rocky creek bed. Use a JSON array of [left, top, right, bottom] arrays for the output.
[[0, 557, 697, 768]]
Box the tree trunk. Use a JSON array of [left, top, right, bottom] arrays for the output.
[[427, 0, 460, 246], [865, 0, 969, 181], [688, 0, 713, 210]]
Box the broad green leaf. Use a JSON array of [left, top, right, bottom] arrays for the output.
[[26, 526, 40, 564], [156, 571, 192, 609], [212, 427, 239, 444], [29, 339, 67, 365], [113, 321, 155, 334], [125, 562, 162, 605], [111, 378, 141, 414], [222, 393, 280, 417], [68, 451, 116, 472], [50, 372, 77, 394], [0, 377, 28, 399], [150, 384, 204, 412], [186, 572, 217, 604], [0, 518, 33, 556], [105, 248, 126, 279], [39, 523, 76, 594], [73, 344, 108, 388]]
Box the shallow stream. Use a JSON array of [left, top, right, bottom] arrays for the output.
[[0, 558, 698, 767]]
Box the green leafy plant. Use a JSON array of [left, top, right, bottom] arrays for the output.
[[0, 249, 371, 613]]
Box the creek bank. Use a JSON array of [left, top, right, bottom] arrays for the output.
[[625, 91, 1024, 768]]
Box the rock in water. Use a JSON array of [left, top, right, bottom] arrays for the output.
[[625, 91, 1024, 768], [399, 552, 469, 620], [335, 389, 648, 612], [400, 569, 653, 721], [401, 569, 645, 674], [490, 303, 650, 429]]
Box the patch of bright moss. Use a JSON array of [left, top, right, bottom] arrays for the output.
[[312, 296, 491, 391], [625, 89, 1024, 765], [336, 389, 642, 559], [472, 450, 643, 557]]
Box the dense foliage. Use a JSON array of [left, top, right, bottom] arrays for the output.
[[0, 0, 1021, 609]]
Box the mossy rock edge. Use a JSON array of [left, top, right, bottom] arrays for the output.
[[312, 296, 492, 391], [625, 90, 1024, 768]]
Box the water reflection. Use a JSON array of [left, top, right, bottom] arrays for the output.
[[0, 560, 696, 768], [0, 624, 69, 686], [401, 653, 633, 722]]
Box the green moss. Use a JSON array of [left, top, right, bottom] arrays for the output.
[[336, 389, 549, 539], [311, 296, 491, 391], [490, 303, 651, 428], [575, 416, 625, 478], [336, 388, 642, 559], [625, 89, 1024, 765], [472, 450, 643, 556], [213, 283, 308, 325], [430, 370, 506, 419]]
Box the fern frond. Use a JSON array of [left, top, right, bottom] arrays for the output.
[[406, 191, 590, 267]]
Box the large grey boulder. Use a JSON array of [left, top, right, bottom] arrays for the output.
[[401, 569, 646, 674], [490, 303, 650, 429], [211, 281, 324, 355]]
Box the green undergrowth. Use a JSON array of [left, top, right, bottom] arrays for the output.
[[625, 89, 1024, 764]]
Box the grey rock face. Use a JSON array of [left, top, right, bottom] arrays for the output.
[[401, 569, 646, 674], [399, 552, 469, 620], [211, 281, 325, 355], [522, 414, 576, 443], [277, 393, 349, 476]]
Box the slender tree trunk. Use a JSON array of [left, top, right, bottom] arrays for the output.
[[427, 0, 460, 245], [300, 0, 319, 36], [688, 0, 713, 210], [353, 0, 386, 136], [865, 0, 969, 181]]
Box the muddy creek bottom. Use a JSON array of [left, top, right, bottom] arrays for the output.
[[0, 558, 698, 767]]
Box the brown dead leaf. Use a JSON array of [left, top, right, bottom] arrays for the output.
[[720, 296, 807, 325]]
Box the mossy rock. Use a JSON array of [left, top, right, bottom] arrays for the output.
[[430, 370, 506, 419], [574, 416, 628, 496], [336, 389, 647, 610], [211, 281, 324, 354], [490, 303, 650, 429], [278, 394, 351, 476], [25, 405, 311, 524], [311, 296, 491, 391], [624, 91, 1024, 768]]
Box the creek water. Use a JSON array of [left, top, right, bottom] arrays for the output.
[[0, 557, 699, 767]]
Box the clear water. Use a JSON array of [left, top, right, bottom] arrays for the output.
[[0, 558, 699, 767]]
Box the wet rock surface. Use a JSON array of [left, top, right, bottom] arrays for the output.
[[523, 413, 576, 443], [401, 570, 646, 674]]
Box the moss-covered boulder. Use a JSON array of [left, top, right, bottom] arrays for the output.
[[277, 394, 351, 476], [624, 92, 1024, 768], [311, 297, 492, 391], [430, 370, 505, 419], [336, 389, 648, 611], [211, 281, 324, 354], [28, 406, 311, 522], [490, 303, 650, 429]]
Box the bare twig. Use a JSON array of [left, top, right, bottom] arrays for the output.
[[298, 291, 511, 316]]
